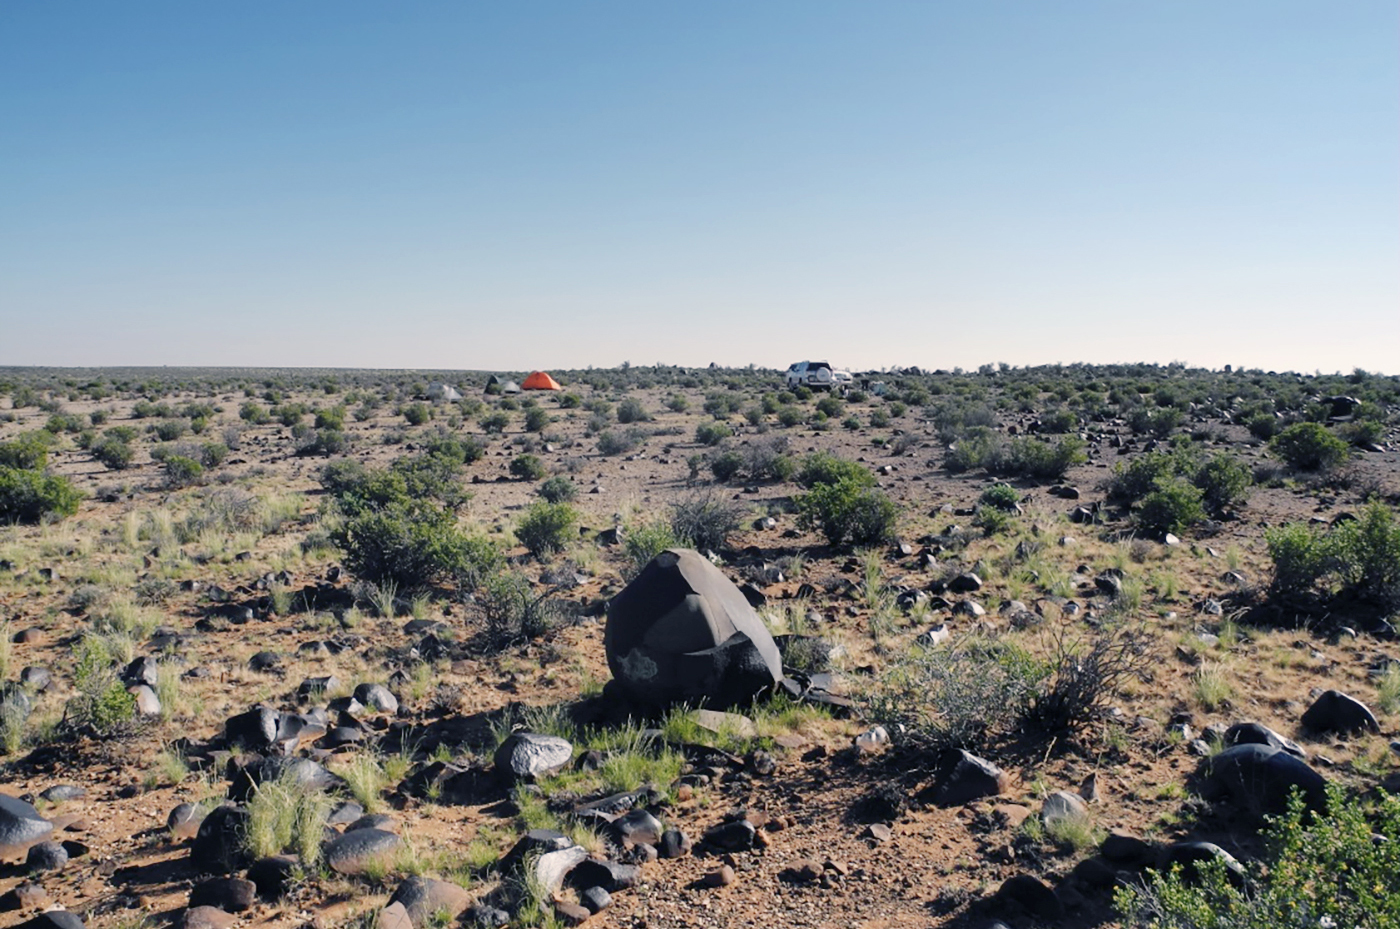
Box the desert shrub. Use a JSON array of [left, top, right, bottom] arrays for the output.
[[314, 406, 346, 430], [996, 436, 1086, 480], [1271, 422, 1349, 471], [1137, 478, 1207, 535], [1129, 406, 1183, 438], [1194, 453, 1253, 513], [67, 637, 137, 736], [240, 401, 270, 424], [815, 395, 844, 418], [0, 467, 81, 523], [44, 412, 86, 434], [0, 433, 51, 471], [421, 433, 486, 466], [402, 402, 432, 426], [103, 425, 139, 443], [319, 460, 368, 497], [944, 426, 1002, 473], [797, 451, 875, 489], [1021, 621, 1150, 733], [741, 435, 795, 482], [623, 520, 684, 578], [163, 455, 203, 487], [1039, 408, 1077, 433], [524, 407, 552, 433], [558, 392, 582, 409], [868, 408, 891, 428], [335, 504, 499, 590], [295, 428, 350, 457], [776, 405, 803, 427], [1336, 419, 1385, 448], [979, 483, 1020, 511], [665, 394, 689, 413], [537, 476, 577, 504], [796, 477, 897, 547], [152, 420, 187, 441], [1246, 412, 1279, 440], [616, 398, 649, 424], [1328, 501, 1400, 600], [695, 421, 732, 446], [863, 633, 1046, 751], [1267, 501, 1400, 603], [670, 493, 744, 552], [91, 437, 135, 470], [479, 411, 510, 434], [1266, 523, 1328, 596], [480, 570, 559, 642], [596, 428, 645, 456], [516, 502, 578, 558], [1115, 784, 1400, 929], [709, 450, 744, 482], [509, 454, 547, 481]]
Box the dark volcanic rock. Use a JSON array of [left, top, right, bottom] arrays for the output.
[[604, 548, 783, 707], [246, 855, 299, 899], [1301, 690, 1380, 736], [933, 750, 1009, 805], [1198, 743, 1327, 815], [26, 841, 68, 873], [387, 875, 472, 927], [224, 706, 279, 752], [324, 828, 401, 875], [189, 877, 256, 912], [1224, 721, 1306, 759], [0, 794, 53, 859], [191, 806, 252, 873]]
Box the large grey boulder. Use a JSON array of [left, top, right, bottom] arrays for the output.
[[387, 876, 472, 927], [1198, 743, 1327, 815], [493, 732, 573, 785], [1301, 690, 1379, 736], [324, 828, 401, 875], [605, 549, 783, 707], [0, 793, 53, 860]]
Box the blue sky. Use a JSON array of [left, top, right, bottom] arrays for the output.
[[2, 2, 1395, 372]]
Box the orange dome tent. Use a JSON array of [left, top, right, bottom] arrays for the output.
[[522, 371, 562, 391]]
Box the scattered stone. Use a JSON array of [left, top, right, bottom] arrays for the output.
[[26, 840, 68, 873], [1165, 841, 1246, 886], [168, 802, 205, 840], [569, 858, 641, 893], [19, 667, 52, 691], [702, 864, 736, 888], [703, 819, 756, 851], [933, 750, 1009, 805], [38, 785, 85, 804], [181, 906, 236, 929], [1101, 831, 1154, 866], [1199, 743, 1327, 815], [324, 828, 401, 875], [24, 912, 87, 929], [0, 793, 54, 859], [191, 805, 252, 873], [377, 902, 414, 929], [1041, 790, 1089, 826], [1301, 690, 1380, 735], [1224, 721, 1306, 759], [224, 705, 279, 752], [580, 885, 612, 914], [130, 684, 161, 716], [0, 882, 49, 912], [995, 873, 1063, 920], [246, 855, 299, 899], [863, 823, 893, 843], [494, 731, 574, 785], [658, 828, 692, 859], [189, 876, 256, 912], [608, 809, 663, 847], [354, 683, 399, 714], [248, 651, 281, 672], [387, 876, 472, 927], [532, 844, 589, 895]]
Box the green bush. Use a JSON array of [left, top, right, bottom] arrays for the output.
[[479, 411, 510, 434], [295, 428, 350, 457], [1246, 413, 1279, 440], [0, 433, 52, 470], [480, 570, 558, 642], [670, 493, 743, 552], [1267, 501, 1400, 602], [796, 477, 897, 547], [944, 427, 1002, 473], [240, 401, 271, 424], [1265, 522, 1328, 596], [402, 402, 431, 426], [815, 395, 844, 418], [623, 520, 684, 578], [797, 451, 875, 489], [314, 406, 347, 430], [996, 436, 1086, 480], [516, 502, 578, 558], [0, 467, 81, 523], [617, 398, 649, 424], [1115, 784, 1400, 929], [91, 437, 135, 470], [979, 483, 1020, 511], [776, 405, 803, 427], [1194, 453, 1253, 514], [163, 455, 203, 487], [537, 476, 577, 504], [1271, 422, 1349, 471], [104, 425, 138, 443], [334, 504, 499, 590], [709, 450, 744, 482], [524, 407, 552, 433], [665, 394, 689, 413], [695, 421, 732, 446], [152, 420, 187, 441], [1136, 477, 1207, 535], [509, 454, 547, 481]]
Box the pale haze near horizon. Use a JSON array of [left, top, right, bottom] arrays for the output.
[[1, 2, 1396, 375]]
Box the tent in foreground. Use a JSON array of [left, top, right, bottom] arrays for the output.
[[522, 371, 562, 391]]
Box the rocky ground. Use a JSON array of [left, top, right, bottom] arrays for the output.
[[0, 364, 1397, 929]]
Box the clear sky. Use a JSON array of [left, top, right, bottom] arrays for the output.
[[2, 2, 1396, 373]]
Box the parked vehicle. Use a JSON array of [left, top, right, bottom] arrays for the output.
[[784, 361, 853, 391]]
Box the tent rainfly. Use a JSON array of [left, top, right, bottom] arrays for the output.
[[427, 383, 462, 403], [522, 371, 562, 391]]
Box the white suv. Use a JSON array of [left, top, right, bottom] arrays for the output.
[[785, 361, 852, 391]]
